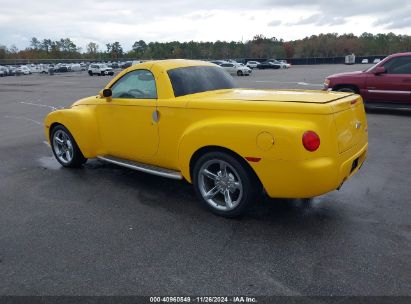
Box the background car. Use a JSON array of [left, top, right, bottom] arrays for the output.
[[20, 66, 31, 75], [220, 62, 252, 76], [108, 62, 119, 69], [257, 61, 281, 69], [88, 64, 114, 76], [55, 64, 69, 73], [278, 60, 291, 68], [7, 66, 16, 76], [210, 60, 227, 66], [323, 52, 411, 109], [0, 66, 10, 77], [70, 64, 82, 72], [362, 59, 369, 64], [120, 61, 132, 69], [245, 61, 260, 69]]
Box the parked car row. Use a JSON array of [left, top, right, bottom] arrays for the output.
[[0, 61, 126, 77], [361, 58, 382, 64], [0, 65, 32, 76], [247, 59, 291, 69], [209, 60, 252, 76]]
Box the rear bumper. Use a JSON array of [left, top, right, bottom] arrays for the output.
[[254, 141, 368, 198]]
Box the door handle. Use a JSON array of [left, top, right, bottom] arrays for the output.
[[152, 110, 160, 123]]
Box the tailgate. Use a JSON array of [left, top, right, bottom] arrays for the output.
[[331, 96, 367, 154]]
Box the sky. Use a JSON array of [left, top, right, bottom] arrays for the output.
[[0, 0, 410, 51]]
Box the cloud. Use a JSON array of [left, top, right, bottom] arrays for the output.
[[268, 20, 282, 27], [0, 0, 410, 50], [373, 10, 411, 30], [289, 14, 346, 26]]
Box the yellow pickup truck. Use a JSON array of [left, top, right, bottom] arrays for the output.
[[44, 59, 368, 217]]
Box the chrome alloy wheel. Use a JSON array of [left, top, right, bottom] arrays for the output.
[[198, 159, 243, 211], [52, 129, 74, 164]]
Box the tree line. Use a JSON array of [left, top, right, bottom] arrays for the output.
[[1, 33, 410, 61]]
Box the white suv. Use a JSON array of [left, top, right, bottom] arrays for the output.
[[88, 64, 114, 76]]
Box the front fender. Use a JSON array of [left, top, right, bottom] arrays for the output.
[[44, 106, 100, 158]]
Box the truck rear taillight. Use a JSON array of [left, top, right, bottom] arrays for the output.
[[302, 131, 320, 152]]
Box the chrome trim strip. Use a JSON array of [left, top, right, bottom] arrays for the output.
[[368, 90, 410, 95], [97, 156, 183, 180]]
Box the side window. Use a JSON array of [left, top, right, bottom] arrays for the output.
[[384, 56, 411, 74], [111, 70, 157, 99]]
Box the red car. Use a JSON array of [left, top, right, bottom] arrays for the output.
[[323, 52, 411, 109]]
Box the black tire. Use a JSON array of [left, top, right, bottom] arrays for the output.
[[50, 125, 87, 168], [101, 71, 105, 76], [237, 70, 243, 76], [337, 87, 356, 93], [192, 151, 260, 217], [88, 71, 93, 76]]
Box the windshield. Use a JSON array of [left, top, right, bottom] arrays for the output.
[[364, 63, 379, 72], [167, 66, 236, 97]]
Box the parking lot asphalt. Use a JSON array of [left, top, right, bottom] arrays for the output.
[[0, 65, 410, 296]]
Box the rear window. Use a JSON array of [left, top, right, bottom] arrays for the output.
[[167, 66, 236, 97]]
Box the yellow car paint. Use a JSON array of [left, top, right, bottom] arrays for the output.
[[44, 59, 368, 198]]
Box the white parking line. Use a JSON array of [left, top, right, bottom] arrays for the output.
[[297, 82, 323, 87], [255, 81, 298, 84], [19, 101, 59, 111], [4, 115, 42, 126]]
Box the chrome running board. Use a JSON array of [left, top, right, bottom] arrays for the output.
[[97, 155, 183, 180]]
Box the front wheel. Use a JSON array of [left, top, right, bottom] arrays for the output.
[[51, 125, 87, 168], [193, 152, 259, 217], [237, 70, 243, 76], [88, 71, 93, 76]]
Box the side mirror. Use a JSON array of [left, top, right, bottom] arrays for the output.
[[102, 88, 112, 97], [374, 66, 386, 75]]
